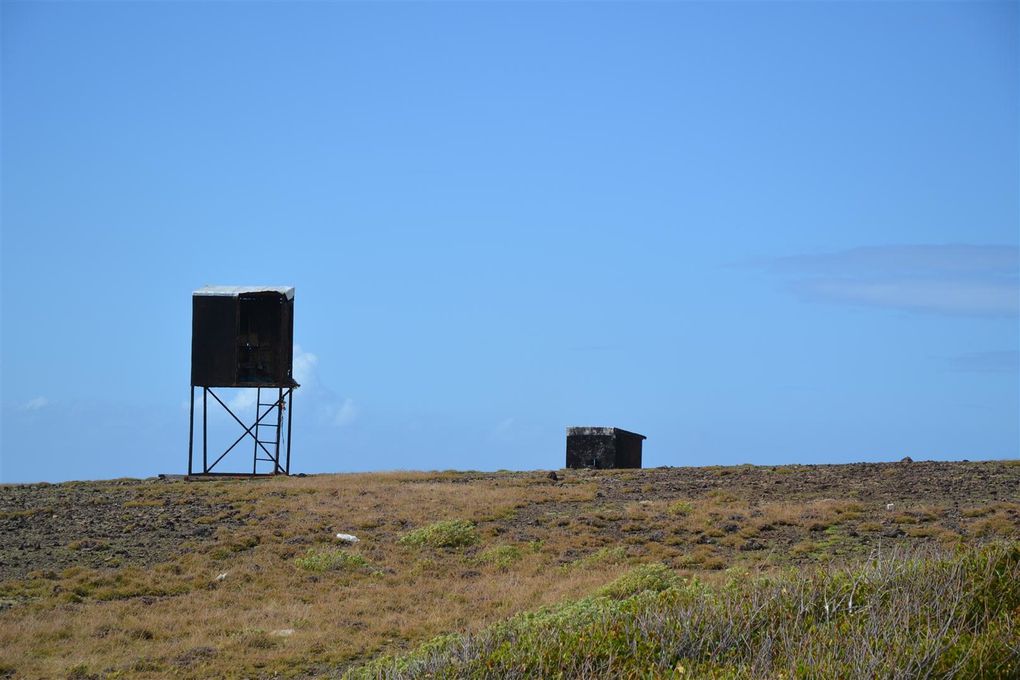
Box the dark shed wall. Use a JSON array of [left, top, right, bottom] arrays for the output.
[[615, 433, 643, 468], [280, 297, 294, 385], [566, 435, 617, 469], [192, 296, 238, 386], [237, 294, 283, 385]]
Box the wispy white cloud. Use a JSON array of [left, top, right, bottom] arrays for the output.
[[325, 398, 358, 427], [791, 278, 1018, 316], [493, 417, 515, 435], [765, 244, 1018, 277], [292, 345, 319, 387], [945, 350, 1019, 374], [756, 244, 1019, 317], [22, 396, 49, 411], [292, 345, 359, 429], [227, 389, 257, 413]]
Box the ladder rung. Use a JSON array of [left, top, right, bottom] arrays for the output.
[[258, 403, 280, 407]]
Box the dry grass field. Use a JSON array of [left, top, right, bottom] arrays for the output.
[[0, 460, 1018, 678]]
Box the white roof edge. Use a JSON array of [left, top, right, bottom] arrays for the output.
[[566, 426, 646, 439], [194, 285, 295, 300]]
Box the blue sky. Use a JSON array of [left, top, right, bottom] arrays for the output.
[[2, 0, 1017, 482]]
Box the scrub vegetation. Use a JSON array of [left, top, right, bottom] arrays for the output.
[[0, 460, 1017, 678], [349, 543, 1019, 679], [398, 520, 479, 550], [294, 548, 372, 573]]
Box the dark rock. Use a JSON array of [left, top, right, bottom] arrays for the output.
[[901, 456, 913, 464], [546, 471, 559, 481]]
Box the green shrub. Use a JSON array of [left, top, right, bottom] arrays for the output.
[[398, 520, 478, 550], [668, 500, 694, 516], [572, 546, 627, 568], [596, 563, 680, 599], [477, 545, 523, 569], [294, 548, 370, 572]]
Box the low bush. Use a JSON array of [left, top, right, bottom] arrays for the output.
[[596, 563, 679, 599], [476, 545, 522, 570], [668, 500, 693, 516], [570, 546, 627, 568], [295, 549, 370, 572], [398, 520, 478, 550]]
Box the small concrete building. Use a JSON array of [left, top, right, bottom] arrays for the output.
[[566, 427, 646, 469]]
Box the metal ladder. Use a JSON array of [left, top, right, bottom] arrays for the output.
[[252, 387, 286, 474]]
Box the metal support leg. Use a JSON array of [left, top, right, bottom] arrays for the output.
[[285, 388, 293, 475], [253, 387, 261, 475], [275, 387, 284, 474], [187, 386, 195, 475], [202, 388, 208, 474]]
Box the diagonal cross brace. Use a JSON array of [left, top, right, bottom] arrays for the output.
[[205, 388, 290, 472]]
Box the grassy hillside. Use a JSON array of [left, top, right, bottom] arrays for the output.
[[0, 460, 1017, 678]]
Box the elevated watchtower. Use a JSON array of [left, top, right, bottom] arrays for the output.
[[188, 286, 298, 476]]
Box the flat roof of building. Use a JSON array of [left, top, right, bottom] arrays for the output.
[[194, 285, 295, 300], [566, 426, 646, 439]]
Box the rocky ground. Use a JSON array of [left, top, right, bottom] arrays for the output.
[[1, 460, 1015, 581], [0, 478, 246, 580]]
